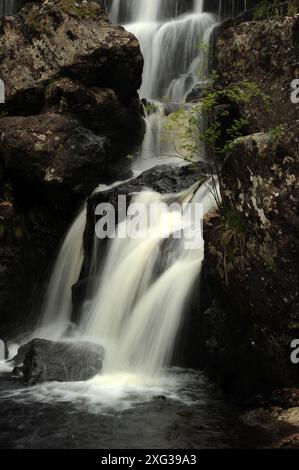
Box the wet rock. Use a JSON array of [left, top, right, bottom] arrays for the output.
[[11, 366, 23, 377], [0, 0, 143, 108], [270, 388, 299, 409], [0, 113, 109, 207], [274, 432, 299, 449], [11, 338, 105, 384], [83, 163, 208, 271], [87, 163, 209, 211], [202, 123, 299, 396], [240, 405, 299, 448], [0, 184, 75, 335], [204, 0, 263, 19], [72, 163, 208, 319], [43, 78, 145, 165], [214, 15, 299, 131], [0, 0, 144, 334]]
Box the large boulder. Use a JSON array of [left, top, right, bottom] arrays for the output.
[[0, 0, 143, 105], [202, 123, 299, 396], [0, 0, 145, 189], [214, 14, 299, 131], [0, 113, 110, 207], [197, 8, 299, 398], [11, 338, 105, 384], [0, 0, 145, 334]]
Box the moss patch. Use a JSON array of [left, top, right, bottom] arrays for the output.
[[56, 0, 101, 20]]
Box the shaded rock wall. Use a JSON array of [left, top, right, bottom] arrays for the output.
[[201, 11, 299, 397], [0, 0, 144, 335], [214, 15, 299, 131]]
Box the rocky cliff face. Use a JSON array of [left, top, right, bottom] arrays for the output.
[[201, 11, 299, 397], [215, 15, 299, 131], [0, 0, 145, 335]]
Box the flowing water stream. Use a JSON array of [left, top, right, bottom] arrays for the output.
[[0, 0, 253, 449], [0, 0, 15, 16]]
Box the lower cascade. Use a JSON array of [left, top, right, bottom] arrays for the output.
[[80, 182, 218, 376]]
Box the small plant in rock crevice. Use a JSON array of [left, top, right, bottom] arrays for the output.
[[253, 0, 298, 20], [163, 75, 270, 214]]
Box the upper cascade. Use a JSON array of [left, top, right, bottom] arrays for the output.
[[107, 0, 216, 101]]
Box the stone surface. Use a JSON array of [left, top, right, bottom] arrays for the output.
[[0, 0, 143, 105], [0, 113, 109, 206], [0, 0, 144, 334], [214, 15, 299, 131], [240, 404, 299, 448], [271, 388, 299, 409], [11, 338, 105, 384], [199, 9, 299, 399], [202, 123, 299, 396]]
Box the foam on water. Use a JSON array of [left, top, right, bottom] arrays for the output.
[[0, 368, 204, 415]]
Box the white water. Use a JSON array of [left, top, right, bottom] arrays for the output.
[[4, 0, 221, 410], [81, 180, 218, 376], [34, 178, 135, 342], [113, 1, 217, 170], [33, 207, 86, 341], [77, 3, 219, 378]]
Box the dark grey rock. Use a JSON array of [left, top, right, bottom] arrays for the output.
[[11, 339, 105, 384]]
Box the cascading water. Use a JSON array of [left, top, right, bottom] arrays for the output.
[[110, 0, 216, 101], [27, 1, 220, 375], [35, 180, 132, 342], [72, 1, 219, 377], [4, 0, 222, 406], [113, 0, 217, 170], [32, 208, 86, 341], [81, 181, 218, 376], [0, 1, 257, 449], [0, 0, 15, 16]]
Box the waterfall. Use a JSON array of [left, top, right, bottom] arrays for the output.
[[110, 1, 216, 101], [78, 3, 219, 376], [81, 180, 218, 375], [0, 0, 15, 16], [31, 0, 220, 379], [35, 179, 132, 341], [110, 1, 217, 170], [33, 208, 86, 340]]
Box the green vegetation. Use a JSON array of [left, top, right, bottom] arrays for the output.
[[24, 8, 52, 36], [24, 0, 100, 36], [165, 77, 270, 163], [215, 208, 248, 285], [0, 181, 14, 203], [144, 101, 159, 115], [162, 72, 270, 245], [253, 0, 298, 20], [269, 124, 285, 144], [222, 208, 248, 233], [57, 0, 101, 20]]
